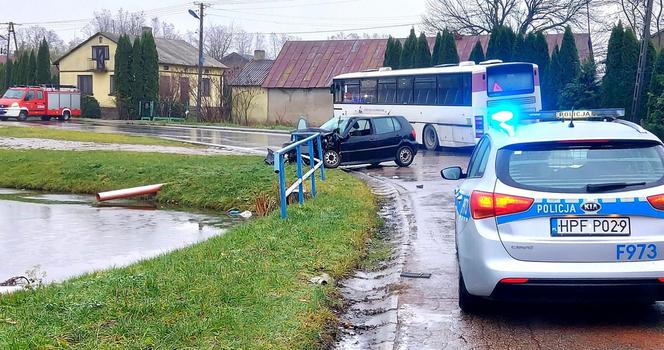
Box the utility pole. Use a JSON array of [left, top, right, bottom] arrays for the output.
[[195, 2, 206, 122], [3, 22, 16, 90], [631, 0, 654, 123]]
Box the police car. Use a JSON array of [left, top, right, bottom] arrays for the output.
[[441, 109, 664, 312]]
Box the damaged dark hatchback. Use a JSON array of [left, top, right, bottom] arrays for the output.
[[288, 115, 417, 168]]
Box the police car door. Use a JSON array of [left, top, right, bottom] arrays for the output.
[[456, 136, 493, 234]]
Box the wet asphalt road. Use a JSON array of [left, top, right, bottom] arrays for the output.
[[9, 120, 664, 349]]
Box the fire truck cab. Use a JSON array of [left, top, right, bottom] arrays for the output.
[[0, 85, 81, 122]]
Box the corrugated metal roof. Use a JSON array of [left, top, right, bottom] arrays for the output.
[[263, 33, 592, 89], [230, 59, 274, 86]]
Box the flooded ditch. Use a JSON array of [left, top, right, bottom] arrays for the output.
[[0, 188, 234, 288]]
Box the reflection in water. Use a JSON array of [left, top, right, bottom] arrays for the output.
[[0, 195, 227, 283]]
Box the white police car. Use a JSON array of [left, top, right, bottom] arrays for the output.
[[441, 110, 664, 312]]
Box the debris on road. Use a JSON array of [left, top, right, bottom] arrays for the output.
[[416, 184, 424, 189], [400, 272, 432, 279], [96, 184, 165, 202], [309, 273, 333, 285]]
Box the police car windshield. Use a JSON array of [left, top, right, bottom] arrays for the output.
[[320, 116, 350, 132], [2, 89, 25, 99], [497, 140, 664, 193]]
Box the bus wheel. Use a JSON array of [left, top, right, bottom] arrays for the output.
[[59, 111, 71, 122], [41, 116, 50, 121], [423, 124, 439, 151], [18, 111, 28, 122]]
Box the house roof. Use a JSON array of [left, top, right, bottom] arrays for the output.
[[221, 52, 253, 67], [263, 33, 592, 89], [230, 59, 274, 86], [54, 32, 227, 69]]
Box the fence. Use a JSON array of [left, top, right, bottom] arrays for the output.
[[273, 133, 326, 219]]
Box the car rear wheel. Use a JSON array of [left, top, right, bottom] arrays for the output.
[[395, 146, 414, 167], [423, 124, 439, 151], [59, 111, 71, 122], [323, 149, 340, 168], [459, 271, 482, 313], [18, 111, 28, 122]]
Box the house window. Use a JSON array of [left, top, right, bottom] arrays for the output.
[[92, 46, 110, 70], [163, 65, 170, 71], [77, 75, 93, 95], [202, 78, 211, 97], [109, 75, 115, 95]]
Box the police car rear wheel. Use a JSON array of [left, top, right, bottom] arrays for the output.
[[395, 146, 414, 167], [459, 272, 482, 313], [323, 149, 340, 168], [18, 111, 28, 122], [423, 124, 439, 151]]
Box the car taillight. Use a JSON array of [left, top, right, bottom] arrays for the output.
[[658, 277, 664, 283], [470, 191, 533, 219], [647, 194, 664, 211], [500, 278, 529, 284], [410, 129, 416, 139]]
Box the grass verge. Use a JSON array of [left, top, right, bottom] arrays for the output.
[[0, 126, 197, 147], [0, 149, 377, 349]]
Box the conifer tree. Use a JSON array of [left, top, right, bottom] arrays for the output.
[[544, 45, 561, 109], [36, 39, 51, 84], [27, 50, 37, 85], [413, 32, 432, 68], [559, 58, 600, 109], [384, 36, 394, 68], [645, 50, 664, 139], [399, 28, 418, 69], [512, 33, 525, 61], [557, 26, 581, 89], [469, 40, 485, 63], [620, 28, 640, 117], [440, 29, 459, 64], [114, 34, 133, 119], [601, 23, 625, 108], [430, 32, 443, 66], [141, 31, 159, 103], [392, 38, 402, 69], [486, 26, 515, 61], [130, 36, 144, 117]]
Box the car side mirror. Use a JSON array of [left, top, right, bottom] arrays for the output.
[[441, 166, 465, 180]]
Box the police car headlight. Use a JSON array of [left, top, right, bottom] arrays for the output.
[[11, 102, 19, 107]]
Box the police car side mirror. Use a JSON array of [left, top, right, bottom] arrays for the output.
[[441, 166, 465, 180]]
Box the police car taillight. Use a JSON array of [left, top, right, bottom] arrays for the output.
[[647, 194, 664, 211], [471, 191, 534, 219]]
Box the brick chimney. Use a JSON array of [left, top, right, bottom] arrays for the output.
[[253, 49, 266, 60]]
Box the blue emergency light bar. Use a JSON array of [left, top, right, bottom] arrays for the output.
[[486, 108, 628, 136]]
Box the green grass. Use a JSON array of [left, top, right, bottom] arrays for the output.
[[0, 126, 197, 147], [0, 149, 377, 349]]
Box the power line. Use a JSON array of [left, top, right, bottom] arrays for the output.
[[243, 22, 419, 36]]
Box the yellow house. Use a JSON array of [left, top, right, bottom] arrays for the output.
[[54, 30, 227, 116], [229, 53, 273, 124]]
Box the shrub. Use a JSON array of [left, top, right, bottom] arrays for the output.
[[82, 95, 101, 118]]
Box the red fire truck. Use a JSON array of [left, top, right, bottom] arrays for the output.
[[0, 85, 81, 122]]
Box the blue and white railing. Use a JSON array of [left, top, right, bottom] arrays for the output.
[[273, 133, 326, 219]]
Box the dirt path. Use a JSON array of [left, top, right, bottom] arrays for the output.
[[0, 137, 248, 155]]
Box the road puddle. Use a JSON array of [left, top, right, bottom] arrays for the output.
[[0, 189, 233, 285]]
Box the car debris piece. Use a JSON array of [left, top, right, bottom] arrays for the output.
[[265, 148, 275, 165], [416, 184, 424, 189], [0, 276, 31, 286], [400, 272, 432, 279], [309, 273, 333, 285], [96, 184, 165, 201], [239, 211, 253, 218]]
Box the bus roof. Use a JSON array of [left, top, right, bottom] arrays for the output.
[[333, 61, 538, 80]]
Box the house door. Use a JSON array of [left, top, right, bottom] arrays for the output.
[[179, 77, 190, 106]]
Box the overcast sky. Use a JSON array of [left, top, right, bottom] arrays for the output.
[[5, 0, 427, 42]]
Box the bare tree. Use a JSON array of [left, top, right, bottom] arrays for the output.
[[150, 17, 182, 40], [268, 33, 298, 59], [423, 0, 594, 34], [234, 30, 254, 55], [231, 78, 261, 125], [204, 24, 235, 61], [85, 8, 146, 36], [604, 0, 664, 39], [15, 26, 66, 57], [254, 33, 266, 52]]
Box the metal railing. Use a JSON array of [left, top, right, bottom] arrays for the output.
[[273, 133, 326, 219]]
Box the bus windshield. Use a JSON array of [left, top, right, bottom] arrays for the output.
[[2, 89, 26, 99], [486, 64, 534, 97]]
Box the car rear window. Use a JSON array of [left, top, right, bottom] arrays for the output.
[[496, 140, 664, 193]]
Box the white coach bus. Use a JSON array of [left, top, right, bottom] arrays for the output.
[[330, 60, 542, 149]]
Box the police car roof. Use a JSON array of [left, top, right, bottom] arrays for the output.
[[489, 120, 662, 147]]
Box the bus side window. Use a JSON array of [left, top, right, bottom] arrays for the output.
[[377, 79, 396, 104], [437, 73, 471, 106], [333, 81, 344, 103], [360, 79, 377, 104], [398, 77, 413, 104], [414, 76, 436, 105], [343, 80, 360, 103]]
